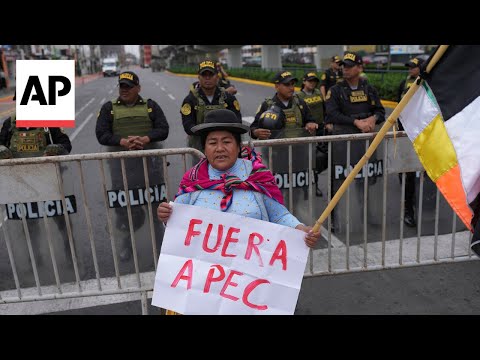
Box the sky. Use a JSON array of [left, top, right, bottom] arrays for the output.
[[124, 45, 140, 58]]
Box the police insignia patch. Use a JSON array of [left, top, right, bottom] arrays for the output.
[[233, 100, 240, 111], [181, 103, 192, 115], [325, 90, 331, 100], [321, 74, 326, 80]]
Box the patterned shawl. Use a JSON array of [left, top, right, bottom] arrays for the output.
[[175, 147, 284, 211]]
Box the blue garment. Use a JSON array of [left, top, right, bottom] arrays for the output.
[[175, 158, 301, 228]]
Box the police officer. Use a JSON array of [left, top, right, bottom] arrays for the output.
[[396, 57, 424, 227], [96, 71, 169, 261], [180, 60, 241, 151], [251, 71, 318, 140], [324, 52, 385, 232], [320, 55, 343, 99], [216, 61, 237, 95], [0, 93, 74, 266], [297, 71, 326, 196]]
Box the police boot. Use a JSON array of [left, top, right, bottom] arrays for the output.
[[404, 205, 416, 227]]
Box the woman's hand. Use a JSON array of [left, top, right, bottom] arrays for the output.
[[157, 202, 173, 224], [295, 224, 321, 248]]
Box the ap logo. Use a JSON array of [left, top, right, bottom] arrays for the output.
[[16, 60, 75, 128]]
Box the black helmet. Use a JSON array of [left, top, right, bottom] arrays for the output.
[[259, 105, 285, 130]]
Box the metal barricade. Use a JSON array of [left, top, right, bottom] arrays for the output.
[[247, 132, 477, 279], [0, 135, 476, 315], [0, 148, 203, 315]]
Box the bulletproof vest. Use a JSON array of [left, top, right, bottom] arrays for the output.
[[266, 95, 304, 138], [191, 87, 228, 124], [111, 100, 152, 138], [340, 81, 373, 118], [9, 115, 48, 158], [401, 76, 416, 99], [297, 88, 324, 125]]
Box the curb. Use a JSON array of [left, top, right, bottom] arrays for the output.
[[165, 71, 398, 109]]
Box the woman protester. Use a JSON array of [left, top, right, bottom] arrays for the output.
[[157, 108, 320, 249]]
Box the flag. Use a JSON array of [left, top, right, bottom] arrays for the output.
[[398, 45, 480, 257]]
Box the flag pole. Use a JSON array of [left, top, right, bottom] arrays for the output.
[[312, 45, 450, 232]]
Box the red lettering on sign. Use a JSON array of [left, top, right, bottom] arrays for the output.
[[221, 227, 240, 257], [220, 270, 243, 302], [204, 264, 225, 293], [269, 240, 287, 270], [243, 279, 270, 310], [171, 259, 193, 290], [245, 232, 264, 267], [202, 223, 224, 253], [184, 218, 202, 246]]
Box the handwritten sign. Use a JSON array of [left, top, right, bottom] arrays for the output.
[[151, 202, 309, 315]]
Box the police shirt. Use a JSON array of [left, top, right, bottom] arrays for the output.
[[180, 85, 241, 135], [324, 79, 385, 127], [0, 116, 72, 153], [96, 96, 169, 146], [320, 68, 343, 93], [250, 94, 316, 138]]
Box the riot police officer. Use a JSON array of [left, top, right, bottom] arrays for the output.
[[320, 55, 343, 99], [324, 52, 385, 232], [0, 93, 74, 266], [396, 57, 424, 227], [180, 60, 241, 150], [250, 71, 317, 140], [96, 71, 169, 261], [297, 71, 326, 196], [216, 61, 237, 95]]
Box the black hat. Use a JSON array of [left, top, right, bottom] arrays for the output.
[[198, 60, 218, 75], [405, 57, 424, 68], [331, 55, 341, 63], [273, 71, 298, 85], [191, 109, 249, 135], [118, 71, 140, 87], [340, 52, 363, 67], [303, 71, 320, 82]]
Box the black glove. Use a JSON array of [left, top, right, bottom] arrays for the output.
[[0, 145, 13, 159], [44, 144, 67, 156]]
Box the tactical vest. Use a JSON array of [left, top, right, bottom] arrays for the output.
[[266, 95, 304, 138], [9, 115, 49, 158], [401, 76, 416, 99], [112, 100, 152, 138], [191, 87, 228, 124], [297, 88, 324, 126]]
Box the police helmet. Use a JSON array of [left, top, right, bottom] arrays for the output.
[[259, 105, 285, 130]]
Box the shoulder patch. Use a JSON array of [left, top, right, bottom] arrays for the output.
[[110, 110, 114, 115], [148, 107, 153, 113], [181, 103, 192, 116], [321, 74, 326, 80], [325, 90, 332, 100], [233, 100, 241, 111]]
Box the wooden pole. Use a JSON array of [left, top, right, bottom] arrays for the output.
[[312, 45, 450, 232]]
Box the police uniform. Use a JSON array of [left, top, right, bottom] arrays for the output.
[[0, 116, 72, 158], [95, 71, 169, 261], [320, 56, 343, 95], [324, 52, 385, 232], [0, 113, 73, 266], [180, 60, 242, 150], [396, 57, 424, 227], [297, 71, 327, 196], [251, 71, 316, 139]]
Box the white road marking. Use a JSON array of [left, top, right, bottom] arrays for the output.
[[75, 98, 95, 117], [168, 94, 175, 100], [160, 87, 166, 91], [71, 113, 94, 141], [242, 116, 255, 125], [108, 89, 113, 94], [156, 82, 159, 86], [100, 97, 106, 104]]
